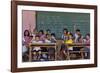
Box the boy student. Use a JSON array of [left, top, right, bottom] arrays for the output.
[[45, 33, 56, 60], [32, 35, 43, 61], [44, 34, 51, 43], [74, 29, 81, 43], [39, 30, 46, 42], [44, 33, 57, 43], [61, 28, 69, 41], [51, 33, 57, 43]]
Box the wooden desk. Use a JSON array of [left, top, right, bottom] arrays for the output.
[[67, 43, 90, 47], [65, 43, 90, 60], [29, 43, 56, 62]]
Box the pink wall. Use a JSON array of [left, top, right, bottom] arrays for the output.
[[22, 10, 36, 35]]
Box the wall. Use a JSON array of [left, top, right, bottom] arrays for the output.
[[0, 0, 99, 73], [22, 10, 36, 35], [37, 11, 90, 38]]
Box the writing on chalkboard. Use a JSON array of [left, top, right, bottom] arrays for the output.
[[36, 11, 90, 39]]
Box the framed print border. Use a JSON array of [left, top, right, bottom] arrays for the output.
[[11, 1, 97, 72]]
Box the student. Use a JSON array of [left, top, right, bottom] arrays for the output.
[[23, 30, 32, 46], [74, 29, 81, 43], [40, 34, 51, 60], [59, 42, 67, 60], [65, 33, 73, 51], [44, 34, 51, 43], [44, 33, 57, 43], [45, 33, 56, 60], [32, 35, 43, 60], [73, 29, 83, 50], [51, 33, 57, 43], [84, 33, 90, 59], [77, 34, 83, 43], [22, 30, 32, 61], [73, 29, 84, 59], [39, 30, 46, 42], [61, 28, 68, 41]]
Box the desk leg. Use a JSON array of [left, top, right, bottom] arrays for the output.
[[66, 50, 70, 60], [81, 48, 84, 59], [29, 46, 32, 62], [55, 46, 56, 60]]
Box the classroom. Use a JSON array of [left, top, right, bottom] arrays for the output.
[[22, 10, 90, 62]]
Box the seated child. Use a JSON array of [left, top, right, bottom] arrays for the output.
[[32, 35, 43, 60], [65, 33, 73, 51], [59, 33, 73, 60], [59, 41, 67, 60], [84, 33, 90, 59], [44, 34, 51, 43], [45, 33, 56, 60], [73, 34, 84, 51], [41, 34, 51, 60], [51, 33, 57, 43]]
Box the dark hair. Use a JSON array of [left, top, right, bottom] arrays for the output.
[[39, 30, 44, 34], [69, 33, 73, 37], [76, 29, 80, 32], [63, 28, 68, 32], [46, 29, 50, 32], [86, 33, 90, 37], [77, 34, 82, 41], [51, 33, 56, 37], [24, 30, 30, 36]]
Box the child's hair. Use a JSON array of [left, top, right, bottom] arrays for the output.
[[63, 28, 68, 32], [67, 33, 73, 40], [51, 33, 56, 37], [77, 34, 82, 42], [76, 29, 80, 32], [39, 30, 44, 34], [86, 33, 90, 37], [69, 33, 73, 36], [24, 30, 30, 36], [46, 34, 50, 38]]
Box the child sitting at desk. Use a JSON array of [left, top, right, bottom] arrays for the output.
[[65, 33, 73, 51], [32, 35, 43, 61], [84, 33, 90, 59], [44, 34, 51, 43], [51, 33, 57, 43], [40, 34, 51, 60], [44, 33, 56, 43]]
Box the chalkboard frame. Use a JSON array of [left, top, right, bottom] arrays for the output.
[[11, 1, 97, 72]]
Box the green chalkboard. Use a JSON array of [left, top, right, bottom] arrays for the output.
[[36, 11, 90, 39]]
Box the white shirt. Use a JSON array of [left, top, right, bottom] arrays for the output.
[[32, 41, 43, 51]]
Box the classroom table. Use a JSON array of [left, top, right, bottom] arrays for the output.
[[29, 43, 56, 62], [65, 43, 90, 60]]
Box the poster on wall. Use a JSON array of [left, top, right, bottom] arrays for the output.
[[11, 1, 97, 72]]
